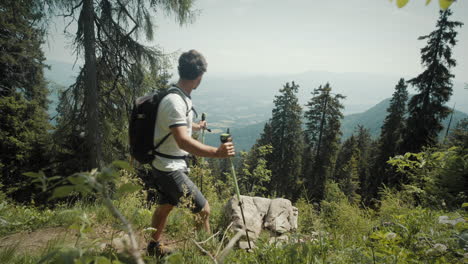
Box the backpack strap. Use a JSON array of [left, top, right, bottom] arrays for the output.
[[152, 132, 186, 159], [169, 85, 198, 118], [152, 85, 193, 160]]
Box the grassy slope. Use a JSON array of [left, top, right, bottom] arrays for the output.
[[0, 172, 466, 264]]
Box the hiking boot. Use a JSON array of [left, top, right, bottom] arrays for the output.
[[147, 241, 174, 257]]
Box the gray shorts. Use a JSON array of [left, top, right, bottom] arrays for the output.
[[149, 168, 207, 213]]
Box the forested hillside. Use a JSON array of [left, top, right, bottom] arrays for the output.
[[203, 97, 468, 152], [1, 1, 467, 264]]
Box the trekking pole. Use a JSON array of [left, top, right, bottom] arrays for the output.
[[199, 113, 212, 191], [220, 128, 252, 250], [200, 113, 207, 192]]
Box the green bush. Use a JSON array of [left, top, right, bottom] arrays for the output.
[[388, 146, 468, 209], [295, 197, 319, 235], [320, 182, 375, 245]]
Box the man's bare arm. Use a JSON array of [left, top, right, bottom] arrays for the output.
[[171, 126, 234, 158]]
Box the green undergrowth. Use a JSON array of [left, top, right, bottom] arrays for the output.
[[0, 166, 467, 263]]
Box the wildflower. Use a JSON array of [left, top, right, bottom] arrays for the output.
[[433, 243, 447, 253], [385, 232, 397, 240]]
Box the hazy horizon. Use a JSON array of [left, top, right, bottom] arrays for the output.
[[45, 59, 468, 117], [43, 0, 468, 83]]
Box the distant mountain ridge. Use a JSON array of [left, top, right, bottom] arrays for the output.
[[44, 60, 468, 151], [341, 97, 468, 139], [204, 98, 468, 151]]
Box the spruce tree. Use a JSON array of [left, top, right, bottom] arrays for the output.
[[369, 78, 408, 196], [0, 0, 52, 201], [269, 82, 303, 198], [47, 0, 195, 170], [448, 118, 468, 151], [254, 122, 274, 172], [403, 9, 463, 153], [333, 135, 357, 183], [354, 125, 373, 199], [339, 148, 360, 204], [334, 135, 359, 202], [304, 83, 345, 201], [238, 145, 272, 196]]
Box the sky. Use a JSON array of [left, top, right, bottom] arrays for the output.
[[43, 0, 468, 82]]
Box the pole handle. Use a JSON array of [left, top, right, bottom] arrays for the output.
[[220, 128, 231, 143], [200, 112, 211, 132]]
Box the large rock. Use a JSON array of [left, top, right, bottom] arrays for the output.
[[225, 195, 298, 242], [264, 198, 298, 234], [438, 216, 466, 226]]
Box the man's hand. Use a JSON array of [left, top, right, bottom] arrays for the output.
[[199, 120, 207, 130], [216, 142, 235, 158], [171, 125, 232, 158], [193, 120, 207, 131]]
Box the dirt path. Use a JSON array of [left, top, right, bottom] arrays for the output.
[[0, 225, 180, 256], [0, 227, 76, 254]]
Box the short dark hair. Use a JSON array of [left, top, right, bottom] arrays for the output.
[[178, 50, 207, 80]]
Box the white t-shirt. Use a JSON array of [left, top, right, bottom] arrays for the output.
[[152, 87, 193, 172]]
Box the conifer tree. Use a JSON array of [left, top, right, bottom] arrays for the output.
[[47, 0, 195, 170], [254, 121, 274, 171], [257, 122, 274, 148], [402, 9, 463, 153], [238, 145, 272, 196], [333, 135, 359, 202], [448, 118, 468, 151], [355, 125, 373, 198], [269, 82, 303, 198], [0, 0, 52, 201], [339, 149, 360, 204], [304, 83, 345, 201], [369, 78, 408, 196], [333, 135, 357, 183]]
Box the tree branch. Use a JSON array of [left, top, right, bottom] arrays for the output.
[[102, 185, 145, 264], [215, 222, 233, 257], [116, 0, 140, 37], [191, 239, 218, 264], [217, 230, 244, 264], [61, 0, 84, 19]]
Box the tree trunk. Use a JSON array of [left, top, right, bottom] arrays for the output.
[[83, 0, 101, 170]]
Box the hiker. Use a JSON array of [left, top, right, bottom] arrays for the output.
[[147, 50, 235, 256]]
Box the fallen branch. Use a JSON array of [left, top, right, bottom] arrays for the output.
[[215, 222, 233, 257], [217, 230, 244, 264], [102, 185, 145, 264], [199, 231, 221, 244], [191, 239, 218, 264]]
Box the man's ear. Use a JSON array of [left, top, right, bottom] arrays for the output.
[[194, 74, 203, 88]]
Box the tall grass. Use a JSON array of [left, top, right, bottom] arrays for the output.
[[0, 167, 466, 263]]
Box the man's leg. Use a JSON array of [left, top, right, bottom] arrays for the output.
[[151, 203, 174, 242], [197, 201, 211, 233]]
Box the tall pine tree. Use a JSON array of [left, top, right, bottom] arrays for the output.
[[402, 9, 463, 153], [303, 83, 345, 201], [333, 135, 360, 202], [354, 125, 373, 199], [269, 82, 303, 198], [0, 0, 52, 201], [369, 78, 408, 196], [47, 0, 195, 171]]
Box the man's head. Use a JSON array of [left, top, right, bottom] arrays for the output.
[[178, 50, 207, 89]]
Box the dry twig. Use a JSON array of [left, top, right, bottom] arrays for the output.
[[191, 239, 218, 264]]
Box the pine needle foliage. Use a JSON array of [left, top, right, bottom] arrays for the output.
[[46, 0, 195, 172], [0, 0, 52, 202], [303, 83, 345, 201], [402, 9, 463, 153], [268, 82, 304, 199]]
